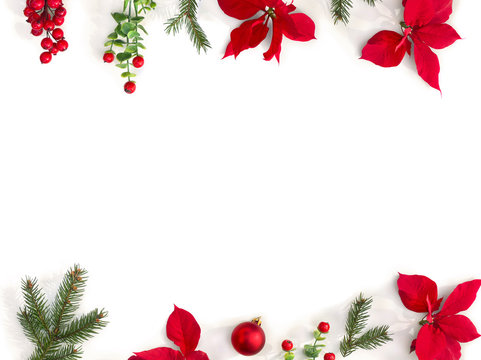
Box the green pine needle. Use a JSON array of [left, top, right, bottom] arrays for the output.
[[17, 265, 108, 360], [331, 0, 379, 24], [165, 0, 211, 53], [340, 294, 392, 357]]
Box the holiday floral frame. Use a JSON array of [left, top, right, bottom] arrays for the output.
[[22, 0, 461, 94]]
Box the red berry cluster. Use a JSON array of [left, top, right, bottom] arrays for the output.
[[24, 0, 68, 64]]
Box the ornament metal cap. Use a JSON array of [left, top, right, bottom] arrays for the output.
[[251, 317, 262, 326]]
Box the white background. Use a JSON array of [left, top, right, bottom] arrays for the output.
[[1, 0, 480, 359]]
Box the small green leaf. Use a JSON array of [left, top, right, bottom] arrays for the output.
[[104, 40, 113, 47], [117, 52, 132, 62], [125, 45, 138, 53], [115, 24, 127, 37], [113, 39, 127, 47], [137, 42, 146, 49], [121, 22, 136, 34], [112, 12, 128, 23], [285, 353, 295, 360], [131, 16, 145, 23], [116, 63, 128, 69], [127, 31, 141, 39], [123, 0, 130, 11], [121, 72, 137, 78], [107, 32, 118, 40], [137, 24, 148, 35]]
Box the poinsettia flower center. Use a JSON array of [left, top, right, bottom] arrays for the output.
[[266, 7, 276, 19]]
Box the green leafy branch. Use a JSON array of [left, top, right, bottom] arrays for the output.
[[330, 0, 378, 25], [339, 293, 392, 357], [304, 328, 327, 360], [17, 265, 108, 360], [165, 0, 210, 53]]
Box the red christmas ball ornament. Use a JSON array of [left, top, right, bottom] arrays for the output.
[[231, 317, 266, 356], [317, 322, 330, 333]]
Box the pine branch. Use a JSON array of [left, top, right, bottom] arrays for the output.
[[21, 277, 52, 335], [57, 309, 108, 344], [18, 265, 108, 360], [362, 0, 377, 6], [330, 0, 353, 25], [165, 0, 211, 53], [340, 294, 392, 357], [50, 265, 88, 331]]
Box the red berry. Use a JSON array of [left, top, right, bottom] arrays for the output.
[[318, 322, 330, 333], [53, 16, 64, 26], [49, 43, 59, 55], [103, 52, 114, 63], [51, 28, 63, 40], [24, 7, 35, 17], [27, 12, 40, 23], [41, 37, 53, 49], [124, 81, 136, 94], [282, 340, 294, 352], [31, 28, 43, 36], [30, 0, 44, 10], [47, 0, 61, 8], [56, 39, 68, 51], [132, 56, 144, 68], [40, 51, 52, 64], [43, 19, 55, 31], [324, 353, 335, 360], [55, 6, 66, 17], [31, 19, 43, 30]]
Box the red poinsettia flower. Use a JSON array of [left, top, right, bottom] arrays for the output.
[[218, 0, 315, 62], [129, 305, 209, 360], [398, 274, 481, 360], [361, 0, 461, 91]]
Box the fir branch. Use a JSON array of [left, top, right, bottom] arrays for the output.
[[330, 0, 353, 25], [18, 265, 108, 360], [340, 294, 392, 357], [57, 309, 108, 344], [21, 277, 51, 335], [165, 0, 211, 53], [362, 0, 377, 6], [50, 265, 88, 331]]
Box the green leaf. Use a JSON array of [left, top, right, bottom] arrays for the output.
[[117, 52, 132, 62], [112, 12, 128, 23], [285, 353, 295, 360], [116, 63, 128, 69], [104, 40, 113, 47], [121, 72, 137, 78], [121, 22, 136, 34], [131, 16, 145, 23], [137, 42, 146, 49], [137, 24, 148, 35], [115, 24, 127, 37], [107, 32, 118, 40], [123, 0, 130, 11], [113, 39, 126, 47], [125, 45, 138, 53], [127, 31, 141, 39], [303, 345, 321, 358]]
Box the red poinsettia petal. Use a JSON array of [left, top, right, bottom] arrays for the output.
[[397, 274, 440, 312], [430, 0, 453, 24], [404, 0, 435, 27], [218, 0, 266, 20], [228, 17, 269, 57], [263, 18, 283, 62], [186, 351, 209, 360], [282, 13, 316, 42], [133, 347, 184, 360], [415, 24, 460, 49], [412, 36, 441, 91], [438, 280, 481, 316], [166, 305, 201, 355], [437, 334, 462, 360], [416, 325, 446, 360], [360, 31, 410, 67], [410, 338, 417, 353], [223, 42, 234, 58], [437, 315, 481, 343]]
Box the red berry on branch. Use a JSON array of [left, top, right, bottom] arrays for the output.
[[49, 43, 59, 55], [53, 16, 64, 26], [282, 340, 294, 352], [40, 51, 52, 64], [31, 19, 44, 30], [47, 0, 61, 8], [30, 0, 44, 11], [103, 52, 114, 63], [52, 28, 64, 40], [24, 7, 35, 17], [318, 322, 330, 333], [56, 39, 68, 51], [41, 37, 53, 49], [31, 28, 43, 36], [124, 81, 136, 94], [43, 19, 55, 31], [132, 56, 144, 68], [55, 6, 66, 17], [324, 353, 335, 360]]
